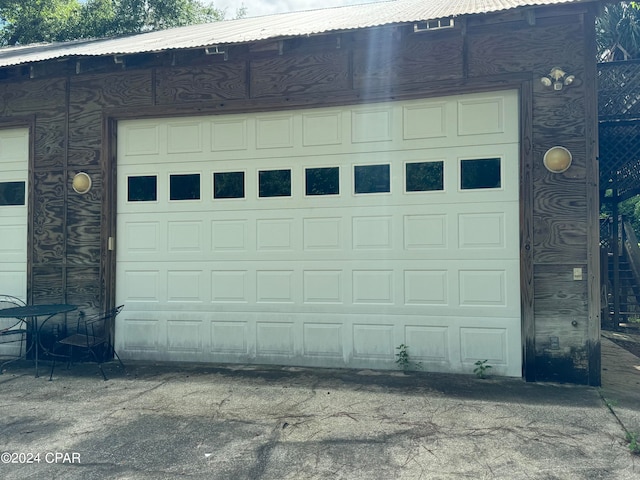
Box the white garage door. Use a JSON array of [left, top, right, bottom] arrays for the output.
[[115, 90, 521, 376], [0, 128, 29, 357]]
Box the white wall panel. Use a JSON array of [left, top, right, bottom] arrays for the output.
[[124, 222, 160, 253], [0, 225, 25, 258], [256, 114, 294, 149], [211, 118, 248, 151], [167, 270, 203, 302], [211, 271, 248, 303], [167, 320, 203, 352], [460, 327, 508, 365], [168, 221, 202, 252], [458, 213, 505, 249], [404, 215, 447, 249], [404, 270, 448, 305], [303, 323, 343, 357], [0, 129, 29, 162], [459, 270, 506, 306], [256, 322, 295, 355], [123, 271, 160, 302], [353, 324, 394, 359], [353, 216, 392, 250], [403, 102, 447, 139], [256, 270, 294, 303], [212, 220, 246, 251], [351, 108, 392, 143], [457, 97, 504, 136], [303, 270, 343, 304], [404, 326, 449, 362], [122, 124, 160, 156], [257, 219, 293, 250], [303, 217, 342, 250], [303, 111, 342, 146], [211, 321, 248, 353], [353, 270, 394, 304], [122, 319, 161, 351], [167, 122, 202, 153], [0, 270, 26, 299]]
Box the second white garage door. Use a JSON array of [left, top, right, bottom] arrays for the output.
[[115, 90, 521, 376]]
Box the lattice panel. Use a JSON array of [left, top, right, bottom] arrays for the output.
[[599, 60, 640, 121], [599, 121, 640, 197], [600, 217, 612, 251]]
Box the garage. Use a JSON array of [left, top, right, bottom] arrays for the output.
[[0, 128, 28, 299], [0, 128, 28, 357], [114, 89, 521, 376]]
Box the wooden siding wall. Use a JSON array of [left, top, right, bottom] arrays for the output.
[[0, 4, 599, 384]]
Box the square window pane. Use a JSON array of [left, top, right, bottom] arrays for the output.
[[405, 161, 444, 192], [170, 173, 200, 200], [259, 169, 291, 197], [214, 171, 245, 199], [460, 158, 501, 190], [305, 167, 339, 196], [127, 175, 157, 202], [0, 181, 25, 206], [354, 164, 390, 194]]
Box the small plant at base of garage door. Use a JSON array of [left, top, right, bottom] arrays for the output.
[[627, 431, 640, 455], [395, 344, 422, 371], [473, 359, 492, 379]]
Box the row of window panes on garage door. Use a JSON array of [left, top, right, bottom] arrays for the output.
[[126, 158, 502, 202]]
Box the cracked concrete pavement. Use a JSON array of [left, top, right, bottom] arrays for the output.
[[1, 338, 639, 479]]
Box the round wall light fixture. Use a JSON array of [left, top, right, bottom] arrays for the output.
[[543, 146, 572, 173], [72, 172, 92, 194]]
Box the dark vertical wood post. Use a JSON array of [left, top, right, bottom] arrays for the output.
[[102, 116, 118, 312], [583, 9, 601, 386], [612, 193, 620, 328], [520, 80, 536, 382]]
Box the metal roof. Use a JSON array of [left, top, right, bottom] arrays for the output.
[[0, 0, 596, 68]]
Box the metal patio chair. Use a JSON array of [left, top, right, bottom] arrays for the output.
[[0, 294, 28, 372], [48, 305, 125, 381]]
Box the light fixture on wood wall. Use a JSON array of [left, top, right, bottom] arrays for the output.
[[543, 146, 572, 173], [540, 67, 575, 91], [72, 172, 92, 194]]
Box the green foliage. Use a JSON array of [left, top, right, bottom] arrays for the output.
[[395, 344, 422, 371], [473, 359, 492, 379], [601, 195, 640, 240], [0, 0, 239, 46], [597, 2, 640, 61], [626, 431, 640, 454]]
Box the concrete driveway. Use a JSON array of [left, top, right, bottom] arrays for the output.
[[1, 339, 639, 479]]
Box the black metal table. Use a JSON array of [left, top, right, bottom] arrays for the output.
[[0, 304, 77, 377]]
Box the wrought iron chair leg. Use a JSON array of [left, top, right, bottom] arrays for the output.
[[49, 356, 56, 381], [0, 331, 29, 374], [88, 348, 108, 381], [113, 350, 126, 372]]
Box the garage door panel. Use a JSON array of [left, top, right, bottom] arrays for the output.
[[211, 270, 249, 303], [303, 323, 344, 357], [118, 203, 518, 262], [404, 326, 449, 363], [460, 327, 508, 365], [0, 128, 28, 303], [115, 309, 522, 376], [117, 93, 518, 167], [116, 90, 521, 376], [117, 259, 518, 316], [167, 320, 203, 353], [117, 151, 519, 214], [211, 320, 248, 354]]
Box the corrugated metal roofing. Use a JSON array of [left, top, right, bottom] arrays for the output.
[[0, 0, 595, 68]]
